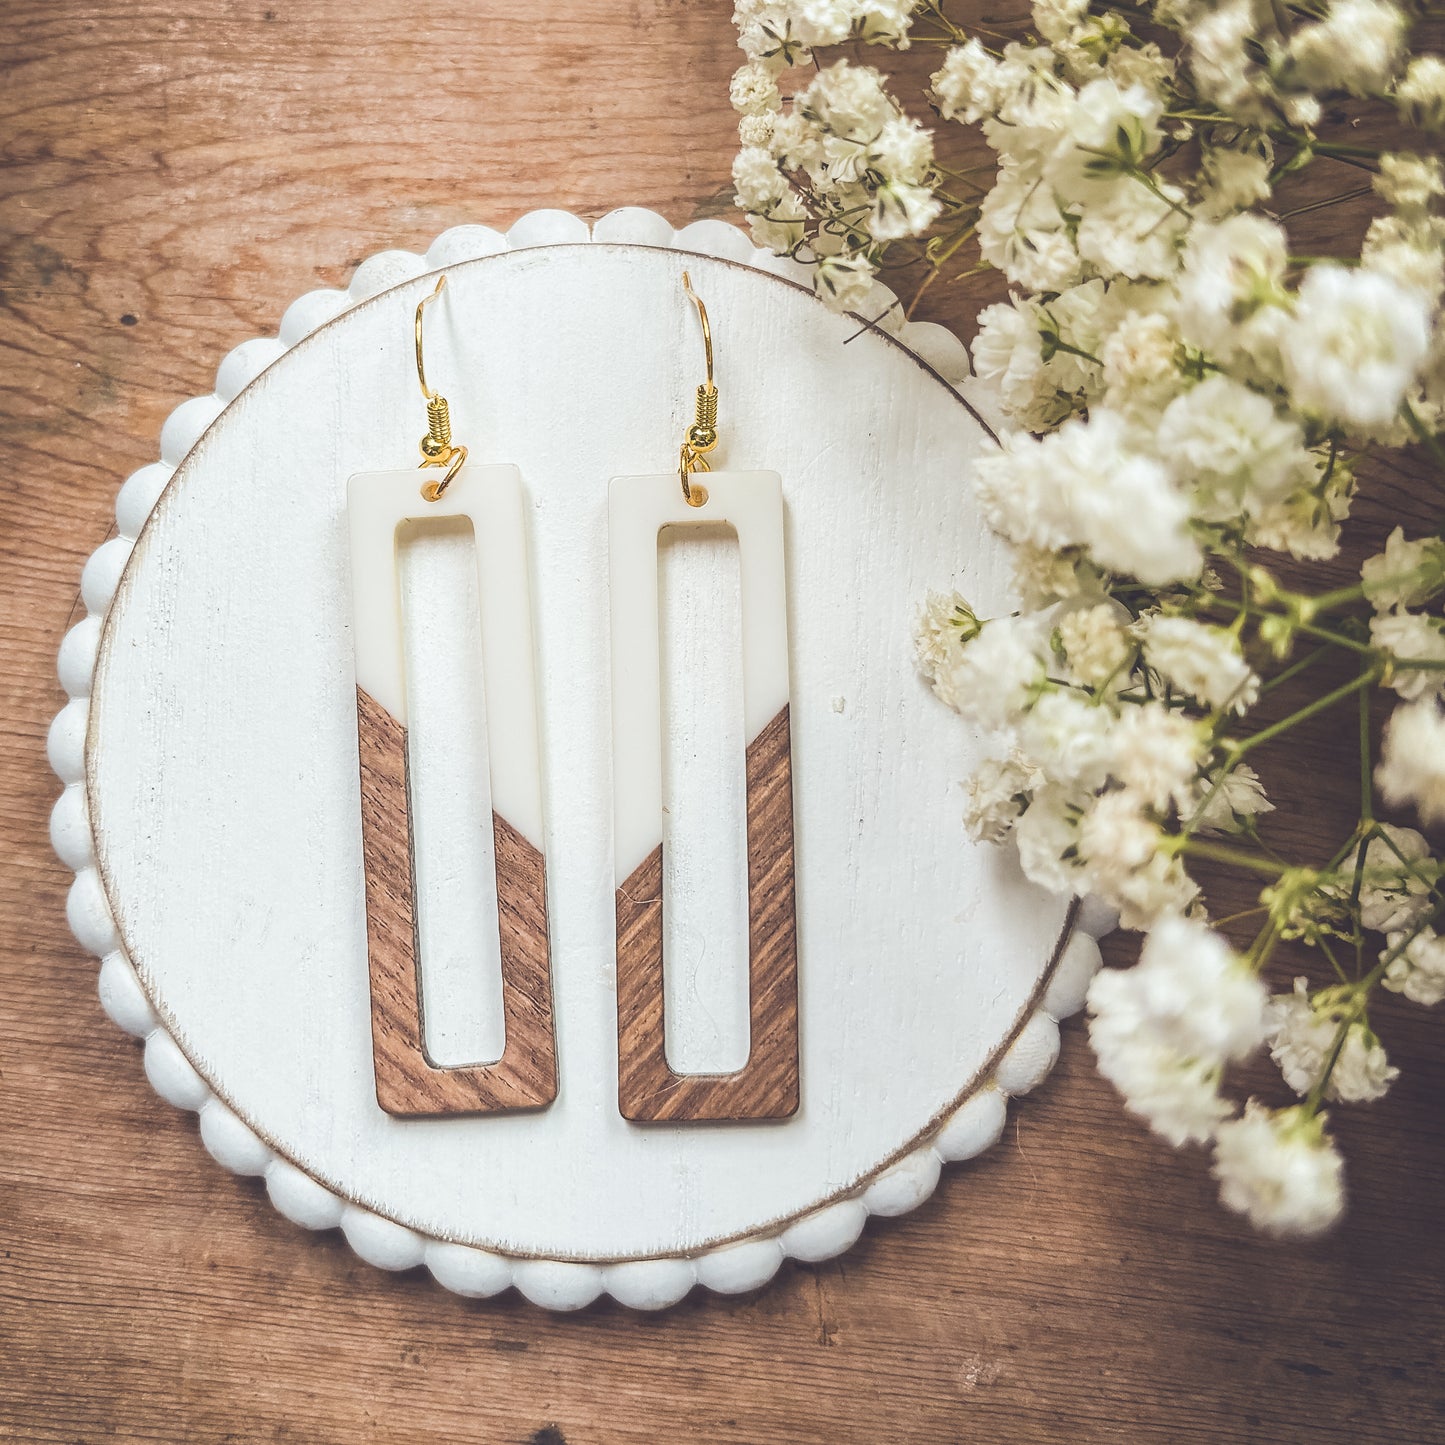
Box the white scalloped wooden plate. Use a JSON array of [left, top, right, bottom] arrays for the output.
[[50, 208, 1113, 1311]]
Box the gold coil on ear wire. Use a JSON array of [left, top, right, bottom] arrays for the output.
[[689, 383, 718, 451], [679, 271, 718, 507], [422, 395, 452, 460]]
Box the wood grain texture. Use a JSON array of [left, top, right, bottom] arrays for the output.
[[357, 686, 556, 1113], [3, 1, 1445, 1441], [617, 705, 799, 1121]]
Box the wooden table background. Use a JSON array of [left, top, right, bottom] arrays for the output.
[[3, 3, 1443, 1441]]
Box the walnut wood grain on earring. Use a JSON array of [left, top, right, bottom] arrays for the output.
[[616, 704, 800, 1122], [356, 686, 557, 1115]]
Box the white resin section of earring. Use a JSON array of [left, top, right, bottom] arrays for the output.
[[347, 464, 545, 853], [608, 471, 791, 884]]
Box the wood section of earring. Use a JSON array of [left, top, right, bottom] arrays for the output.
[[348, 464, 556, 1116], [610, 472, 800, 1123]]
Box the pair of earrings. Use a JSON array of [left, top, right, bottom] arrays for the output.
[[346, 271, 800, 1126]]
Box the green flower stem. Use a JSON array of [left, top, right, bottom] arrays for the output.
[[1178, 838, 1289, 878], [1348, 830, 1371, 975], [1293, 621, 1375, 655], [1302, 1009, 1358, 1115], [1214, 904, 1271, 928], [1315, 932, 1352, 986], [1227, 666, 1382, 760], [1044, 336, 1104, 365], [1311, 141, 1384, 160], [1245, 917, 1284, 972], [1261, 641, 1332, 694], [1358, 683, 1373, 825]]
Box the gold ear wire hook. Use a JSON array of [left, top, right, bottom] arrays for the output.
[[679, 270, 717, 508], [414, 274, 468, 501]]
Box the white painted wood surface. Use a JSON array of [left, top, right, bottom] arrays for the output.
[[57, 210, 1109, 1309]]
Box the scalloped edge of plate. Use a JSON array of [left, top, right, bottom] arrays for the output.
[[49, 207, 1118, 1311]]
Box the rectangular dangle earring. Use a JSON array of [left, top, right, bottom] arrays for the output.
[[610, 272, 800, 1124], [347, 275, 557, 1116]]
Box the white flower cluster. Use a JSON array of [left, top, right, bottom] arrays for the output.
[[1266, 978, 1397, 1102], [1086, 919, 1347, 1235], [1088, 915, 1266, 1146], [739, 0, 1445, 1237], [1362, 530, 1445, 827], [730, 3, 936, 308], [917, 591, 1268, 927]]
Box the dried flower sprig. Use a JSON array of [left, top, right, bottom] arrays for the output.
[[731, 0, 1445, 1236]]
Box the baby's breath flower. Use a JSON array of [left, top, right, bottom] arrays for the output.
[[977, 166, 1085, 293], [1107, 700, 1205, 810], [1286, 0, 1408, 97], [1280, 266, 1432, 436], [741, 0, 1445, 1241], [1137, 615, 1260, 713], [1056, 600, 1134, 686], [1175, 213, 1290, 373], [1383, 925, 1445, 1004], [1394, 53, 1445, 130], [730, 59, 782, 115], [975, 412, 1202, 586], [1107, 41, 1174, 92], [1186, 0, 1271, 119], [1359, 824, 1438, 933], [1266, 979, 1398, 1102], [814, 252, 876, 311], [1360, 214, 1445, 306], [1198, 146, 1272, 218], [930, 613, 1051, 729], [1080, 789, 1165, 887], [1370, 610, 1445, 701], [1245, 456, 1356, 561], [1014, 783, 1091, 893], [1019, 688, 1116, 792], [961, 750, 1042, 842], [738, 112, 778, 148], [1100, 308, 1182, 408], [913, 589, 981, 679], [1088, 915, 1267, 1097], [930, 39, 1002, 124], [871, 178, 942, 241], [1032, 0, 1090, 45], [1377, 699, 1445, 826], [1361, 527, 1445, 611], [1376, 152, 1445, 216], [1156, 374, 1313, 521], [746, 193, 808, 253], [1075, 179, 1188, 281], [732, 147, 788, 212], [1187, 761, 1273, 834], [1087, 1034, 1234, 1145], [1110, 849, 1201, 928], [1212, 1104, 1345, 1238]]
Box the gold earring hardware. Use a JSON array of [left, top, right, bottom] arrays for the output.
[[414, 274, 468, 502], [679, 270, 717, 508]]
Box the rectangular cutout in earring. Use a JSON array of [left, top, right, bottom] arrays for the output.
[[610, 470, 801, 1123], [348, 464, 557, 1116]]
